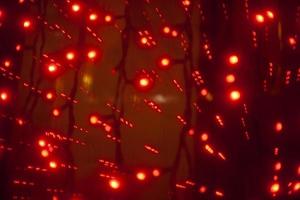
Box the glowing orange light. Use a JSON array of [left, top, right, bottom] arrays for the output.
[[17, 118, 24, 126], [171, 30, 178, 37], [205, 144, 214, 154], [38, 139, 46, 147], [49, 161, 57, 169], [274, 162, 282, 171], [294, 182, 300, 191], [225, 74, 235, 83], [4, 60, 11, 68], [255, 14, 265, 23], [140, 37, 148, 45], [104, 124, 112, 132], [89, 115, 99, 125], [215, 190, 224, 197], [201, 133, 208, 142], [104, 15, 112, 23], [297, 165, 300, 175], [228, 54, 239, 65], [266, 10, 274, 19], [22, 19, 31, 29], [109, 179, 120, 189], [200, 88, 208, 96], [163, 26, 171, 34], [41, 150, 49, 157], [199, 185, 207, 193], [270, 182, 280, 193], [87, 50, 97, 60], [89, 13, 98, 21], [47, 64, 57, 73], [139, 78, 150, 87], [288, 37, 297, 46], [152, 169, 160, 177], [66, 51, 75, 61], [158, 56, 171, 69], [16, 44, 22, 51], [182, 0, 191, 6], [0, 91, 8, 102], [275, 122, 283, 132], [188, 128, 195, 136], [136, 172, 146, 181], [52, 108, 60, 117], [230, 90, 241, 101], [71, 3, 80, 12]]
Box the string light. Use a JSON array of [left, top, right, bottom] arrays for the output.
[[49, 161, 57, 169], [136, 172, 146, 181], [229, 90, 241, 101], [109, 179, 120, 189], [228, 54, 239, 65], [255, 14, 265, 23]]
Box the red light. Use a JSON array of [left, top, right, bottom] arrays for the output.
[[109, 179, 120, 189], [200, 88, 208, 96], [89, 114, 99, 125], [228, 54, 239, 65], [225, 74, 235, 83], [66, 51, 75, 61], [4, 59, 12, 68], [41, 150, 49, 157], [230, 90, 241, 101], [47, 63, 58, 73], [140, 78, 149, 87], [140, 37, 148, 45], [52, 108, 60, 117], [71, 3, 81, 12], [255, 14, 265, 23], [274, 162, 282, 171], [38, 139, 46, 147], [104, 14, 112, 23], [16, 44, 22, 51], [188, 128, 195, 136], [201, 133, 208, 142], [135, 73, 154, 91], [266, 10, 274, 19], [275, 122, 283, 132], [152, 169, 160, 177], [158, 56, 171, 69], [270, 182, 280, 193], [294, 182, 300, 191], [136, 172, 146, 181], [44, 90, 56, 101], [22, 19, 32, 29], [171, 30, 178, 37], [0, 91, 9, 102], [87, 49, 97, 60], [198, 185, 207, 193], [163, 26, 171, 34], [49, 161, 57, 169], [89, 13, 98, 21], [288, 37, 297, 46]]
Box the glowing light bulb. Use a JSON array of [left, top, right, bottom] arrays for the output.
[[52, 108, 60, 117], [45, 91, 56, 101], [47, 63, 58, 73], [71, 3, 80, 12], [66, 51, 75, 61], [89, 13, 98, 21], [171, 30, 178, 37], [38, 139, 46, 147], [152, 169, 160, 177], [139, 78, 150, 87], [4, 59, 11, 68], [275, 122, 283, 132], [41, 150, 49, 157], [266, 10, 274, 19], [230, 90, 241, 101], [288, 37, 297, 46], [136, 172, 146, 181], [0, 91, 8, 102], [199, 185, 207, 193], [200, 88, 208, 96], [158, 56, 171, 69], [225, 74, 235, 83], [270, 182, 280, 193], [87, 50, 97, 60], [104, 14, 112, 23], [201, 133, 208, 142], [228, 54, 239, 65], [22, 19, 32, 29], [140, 37, 148, 45], [109, 179, 120, 189], [255, 14, 265, 23], [49, 161, 57, 169], [163, 26, 171, 34], [89, 114, 99, 125]]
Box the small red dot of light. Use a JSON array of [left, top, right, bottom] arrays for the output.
[[41, 150, 49, 157], [71, 4, 81, 12], [140, 37, 148, 45], [104, 124, 112, 132], [159, 57, 171, 69], [200, 88, 208, 96], [48, 64, 57, 73], [89, 115, 99, 125], [225, 74, 235, 83], [23, 19, 31, 28], [139, 78, 150, 87], [89, 13, 98, 21], [45, 92, 55, 101], [288, 37, 297, 46], [201, 133, 208, 142], [152, 169, 160, 177], [199, 185, 207, 193], [15, 44, 22, 51], [266, 10, 274, 19], [294, 182, 300, 191], [49, 161, 57, 169], [270, 182, 280, 193], [275, 122, 283, 132], [136, 172, 146, 181], [230, 90, 241, 101], [17, 118, 24, 126], [228, 54, 239, 65], [163, 26, 171, 34], [104, 15, 112, 23], [109, 179, 120, 189], [4, 60, 11, 67], [0, 91, 8, 102], [52, 108, 60, 117], [188, 128, 195, 136], [38, 139, 46, 147], [255, 14, 265, 23], [274, 162, 282, 171], [171, 30, 178, 37], [66, 51, 75, 61], [87, 50, 97, 60]]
